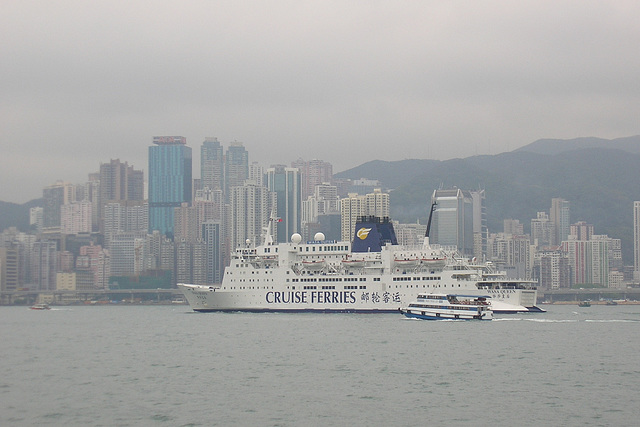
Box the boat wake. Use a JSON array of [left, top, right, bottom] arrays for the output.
[[494, 317, 638, 323]]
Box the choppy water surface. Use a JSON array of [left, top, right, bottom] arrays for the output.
[[1, 304, 639, 426]]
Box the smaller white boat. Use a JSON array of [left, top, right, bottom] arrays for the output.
[[400, 293, 492, 320], [30, 303, 51, 310]]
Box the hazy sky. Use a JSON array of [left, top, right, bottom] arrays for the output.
[[2, 1, 639, 203]]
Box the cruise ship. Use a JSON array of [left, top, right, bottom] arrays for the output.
[[179, 208, 543, 314]]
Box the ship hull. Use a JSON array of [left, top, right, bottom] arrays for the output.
[[178, 282, 541, 314]]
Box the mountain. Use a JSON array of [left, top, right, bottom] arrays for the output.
[[334, 159, 439, 189], [338, 147, 640, 264], [515, 135, 640, 156], [0, 199, 42, 233]]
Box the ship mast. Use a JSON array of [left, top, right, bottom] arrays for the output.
[[423, 201, 437, 247]]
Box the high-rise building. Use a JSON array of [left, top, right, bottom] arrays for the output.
[[530, 212, 553, 247], [562, 238, 609, 287], [77, 243, 110, 289], [230, 181, 273, 249], [550, 198, 570, 245], [201, 137, 224, 191], [339, 189, 390, 242], [471, 190, 487, 261], [266, 166, 302, 243], [634, 201, 640, 281], [249, 162, 264, 187], [31, 240, 57, 291], [536, 249, 571, 289], [148, 136, 192, 238], [174, 202, 199, 243], [103, 200, 148, 247], [109, 232, 146, 277], [291, 158, 333, 199], [486, 233, 533, 279], [99, 159, 144, 203], [202, 221, 223, 284], [225, 141, 249, 198], [42, 181, 75, 230], [61, 201, 93, 234], [30, 207, 43, 234], [0, 245, 19, 292], [340, 193, 366, 242], [98, 159, 144, 232], [431, 188, 474, 256], [569, 221, 593, 241]]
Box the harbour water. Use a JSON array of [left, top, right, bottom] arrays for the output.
[[1, 304, 639, 426]]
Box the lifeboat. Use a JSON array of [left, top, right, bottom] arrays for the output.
[[393, 258, 420, 268], [301, 259, 326, 270], [342, 258, 365, 268], [421, 257, 446, 269]]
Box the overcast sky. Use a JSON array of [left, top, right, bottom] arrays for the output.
[[2, 1, 639, 203]]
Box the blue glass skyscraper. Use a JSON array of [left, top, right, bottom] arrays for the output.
[[148, 136, 192, 238]]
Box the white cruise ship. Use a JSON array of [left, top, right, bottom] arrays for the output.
[[179, 210, 543, 314]]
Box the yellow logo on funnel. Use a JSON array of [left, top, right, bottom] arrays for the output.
[[357, 227, 372, 240]]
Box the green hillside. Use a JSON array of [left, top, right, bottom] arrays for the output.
[[337, 148, 640, 264]]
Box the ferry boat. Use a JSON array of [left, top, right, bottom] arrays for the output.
[[179, 205, 543, 314], [29, 303, 51, 310], [400, 294, 493, 320]]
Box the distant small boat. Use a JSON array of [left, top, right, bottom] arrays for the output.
[[605, 300, 618, 306], [578, 301, 591, 307], [30, 303, 50, 310]]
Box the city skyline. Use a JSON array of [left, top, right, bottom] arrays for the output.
[[2, 2, 640, 203]]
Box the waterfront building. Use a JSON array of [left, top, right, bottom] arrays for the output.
[[0, 245, 19, 292], [535, 248, 571, 289], [201, 137, 224, 191], [609, 270, 625, 289], [562, 238, 609, 287], [31, 240, 58, 291], [266, 166, 302, 243], [77, 244, 110, 290], [148, 136, 192, 238], [109, 232, 146, 277], [176, 238, 200, 285]]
